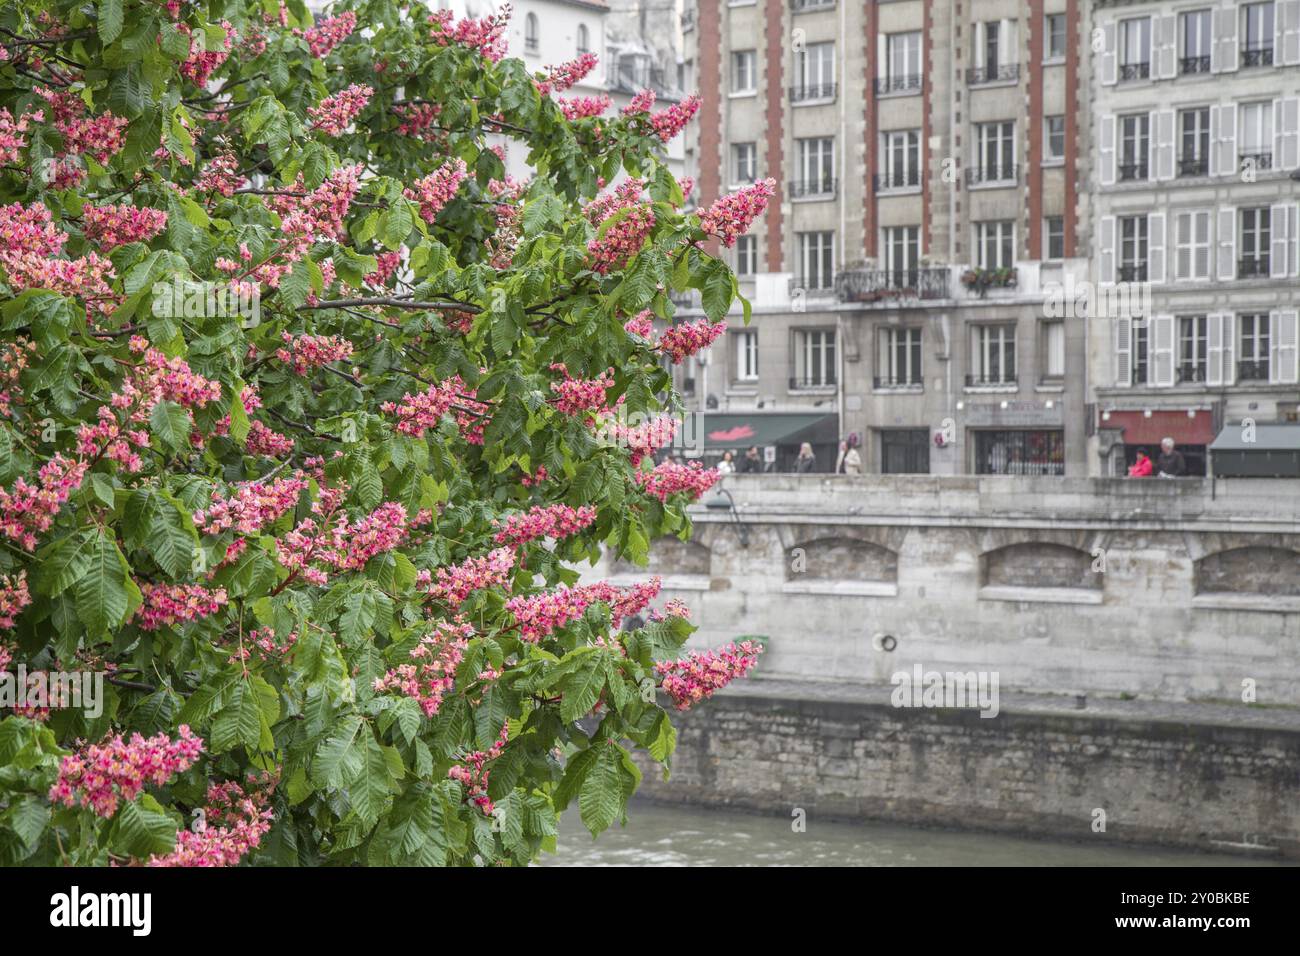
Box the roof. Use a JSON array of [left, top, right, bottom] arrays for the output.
[[1210, 422, 1300, 451]]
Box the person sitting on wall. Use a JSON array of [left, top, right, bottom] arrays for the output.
[[1155, 437, 1186, 478], [740, 445, 763, 473], [794, 442, 817, 473], [1127, 448, 1153, 477]]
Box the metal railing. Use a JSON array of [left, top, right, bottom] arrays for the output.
[[1239, 151, 1274, 171], [1176, 363, 1207, 384], [966, 163, 1018, 186], [874, 169, 921, 192], [791, 0, 836, 11], [875, 74, 923, 95], [967, 63, 1020, 85], [1242, 44, 1274, 67], [835, 268, 950, 302], [1238, 255, 1271, 277], [1179, 54, 1211, 74], [790, 83, 837, 103], [1178, 154, 1208, 177], [1238, 360, 1271, 381], [788, 178, 838, 199], [1117, 263, 1149, 282], [789, 375, 837, 389], [1118, 160, 1149, 181], [874, 375, 923, 388], [1119, 61, 1151, 80], [788, 276, 837, 296], [965, 373, 1018, 387]]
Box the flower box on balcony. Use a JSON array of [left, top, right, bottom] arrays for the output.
[[960, 267, 1018, 298]]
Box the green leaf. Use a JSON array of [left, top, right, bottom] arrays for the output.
[[150, 400, 191, 453], [75, 531, 131, 636], [145, 493, 198, 578], [211, 681, 263, 753], [350, 731, 400, 826], [578, 743, 624, 836], [98, 0, 124, 44], [112, 796, 177, 859], [34, 531, 95, 597], [312, 716, 363, 789]]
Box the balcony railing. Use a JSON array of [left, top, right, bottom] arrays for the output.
[[1238, 255, 1271, 277], [680, 9, 694, 31], [836, 268, 950, 302], [788, 177, 838, 199], [790, 83, 837, 103], [1117, 263, 1149, 282], [791, 0, 836, 11], [1239, 151, 1274, 171], [875, 74, 923, 95], [1179, 54, 1211, 74], [524, 37, 538, 54], [1178, 154, 1208, 177], [874, 375, 923, 389], [1242, 44, 1274, 67], [965, 373, 1018, 387], [1239, 360, 1271, 381], [1119, 61, 1151, 81], [1176, 363, 1207, 385], [967, 63, 1020, 85], [966, 163, 1018, 187], [874, 169, 921, 192], [789, 375, 837, 390], [1118, 160, 1149, 181]]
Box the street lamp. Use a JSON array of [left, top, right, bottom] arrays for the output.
[[704, 487, 749, 547]]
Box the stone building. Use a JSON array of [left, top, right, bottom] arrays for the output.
[[676, 0, 1092, 475], [1084, 0, 1300, 476]]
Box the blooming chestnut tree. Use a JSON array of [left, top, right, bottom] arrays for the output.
[[0, 0, 774, 866]]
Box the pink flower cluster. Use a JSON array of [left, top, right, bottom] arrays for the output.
[[48, 726, 204, 818], [275, 331, 354, 375], [404, 158, 468, 223], [421, 547, 515, 606], [623, 310, 655, 339], [607, 411, 676, 466], [587, 204, 655, 273], [179, 21, 233, 87], [429, 2, 512, 63], [656, 319, 727, 364], [253, 165, 363, 288], [582, 177, 644, 225], [134, 584, 229, 631], [536, 53, 599, 94], [112, 343, 223, 419], [0, 338, 34, 417], [373, 619, 474, 717], [493, 502, 597, 548], [395, 102, 442, 140], [0, 454, 89, 550], [698, 179, 776, 247], [332, 501, 409, 571], [506, 578, 661, 642], [622, 89, 656, 115], [308, 84, 373, 136], [548, 363, 614, 415], [656, 641, 764, 710], [382, 375, 483, 441], [0, 107, 41, 166], [36, 86, 128, 165], [229, 627, 297, 664], [559, 96, 610, 121], [194, 474, 308, 535], [81, 203, 168, 251], [634, 460, 720, 503], [244, 420, 294, 458], [365, 250, 401, 287], [0, 201, 114, 304], [447, 723, 508, 815], [147, 774, 276, 867], [277, 497, 409, 583], [75, 405, 149, 473], [194, 152, 246, 197], [302, 11, 357, 57], [649, 94, 701, 142], [0, 570, 31, 629]]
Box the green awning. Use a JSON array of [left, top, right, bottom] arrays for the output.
[[1211, 423, 1300, 478], [1210, 422, 1300, 450], [701, 413, 839, 449]]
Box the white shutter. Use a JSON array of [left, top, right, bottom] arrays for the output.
[[878, 33, 887, 80], [1215, 6, 1239, 72], [1155, 110, 1175, 180], [1195, 210, 1211, 279], [1216, 102, 1237, 177], [1100, 215, 1117, 283], [1217, 206, 1237, 280], [1148, 212, 1166, 283], [1207, 312, 1226, 385], [1115, 317, 1132, 386], [1274, 98, 1300, 170], [1283, 1, 1300, 65], [1270, 310, 1300, 384], [1002, 20, 1017, 67], [1156, 15, 1177, 78], [1174, 212, 1192, 279], [1271, 203, 1292, 278], [1151, 314, 1175, 387], [1102, 22, 1118, 85], [1221, 313, 1236, 385], [974, 22, 985, 71], [1209, 106, 1220, 176], [1100, 114, 1117, 185]]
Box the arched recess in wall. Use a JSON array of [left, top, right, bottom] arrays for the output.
[[1194, 546, 1300, 607], [613, 535, 711, 577], [979, 542, 1102, 605], [783, 536, 899, 597]]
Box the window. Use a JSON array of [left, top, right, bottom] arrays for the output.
[[1240, 208, 1271, 276], [883, 226, 920, 286], [1118, 113, 1150, 180], [1177, 314, 1208, 383], [1239, 101, 1274, 170], [525, 13, 539, 53], [970, 324, 1017, 385], [1119, 215, 1149, 280], [881, 429, 931, 475], [880, 130, 920, 189], [982, 21, 1001, 72], [1239, 313, 1271, 380], [1041, 321, 1066, 379], [794, 137, 835, 197], [1178, 108, 1210, 176], [1132, 320, 1150, 384], [1120, 18, 1151, 79], [883, 32, 922, 92], [732, 142, 757, 184], [795, 41, 835, 99], [1243, 2, 1276, 66], [973, 121, 1015, 184], [1179, 9, 1212, 73], [735, 235, 757, 276], [794, 329, 837, 387], [1174, 210, 1211, 280], [797, 231, 835, 290], [731, 50, 756, 94], [975, 431, 1065, 476], [735, 329, 759, 382], [1044, 217, 1065, 260], [974, 221, 1015, 269], [878, 327, 922, 387], [1045, 14, 1067, 61], [1044, 116, 1065, 162], [576, 23, 590, 55]]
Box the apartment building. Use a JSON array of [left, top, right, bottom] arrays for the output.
[[1085, 0, 1300, 476], [678, 0, 1092, 475]]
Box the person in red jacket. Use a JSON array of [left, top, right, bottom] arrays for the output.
[[1127, 448, 1153, 477]]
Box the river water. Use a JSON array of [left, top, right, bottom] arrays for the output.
[[543, 801, 1286, 867]]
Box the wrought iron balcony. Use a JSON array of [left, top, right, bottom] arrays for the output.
[[1119, 61, 1151, 81], [789, 375, 837, 390], [1176, 363, 1207, 384], [1118, 160, 1149, 181], [1241, 44, 1274, 67], [966, 63, 1020, 85], [1117, 263, 1148, 282], [875, 74, 923, 95], [1178, 154, 1208, 177], [966, 163, 1018, 187], [791, 0, 836, 11], [874, 169, 921, 192], [788, 177, 838, 199], [965, 373, 1018, 387], [835, 268, 950, 303], [1239, 151, 1274, 171], [874, 375, 923, 389], [1238, 360, 1271, 381], [1238, 256, 1271, 278], [790, 83, 837, 103], [1179, 54, 1211, 74]]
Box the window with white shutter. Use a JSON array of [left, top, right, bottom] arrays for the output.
[[1151, 314, 1176, 387], [1269, 310, 1300, 383]]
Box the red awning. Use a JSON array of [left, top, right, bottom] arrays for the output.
[[1099, 409, 1216, 446]]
